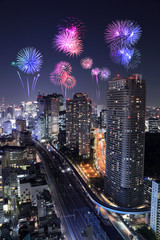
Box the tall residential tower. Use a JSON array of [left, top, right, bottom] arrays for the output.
[[66, 93, 91, 158], [105, 74, 146, 207]]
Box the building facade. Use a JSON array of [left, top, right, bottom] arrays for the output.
[[105, 74, 146, 207], [150, 180, 160, 239], [66, 93, 91, 158]]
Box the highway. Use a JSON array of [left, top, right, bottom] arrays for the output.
[[34, 140, 124, 240], [47, 142, 150, 215]]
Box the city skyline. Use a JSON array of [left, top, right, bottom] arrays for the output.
[[0, 0, 160, 106]]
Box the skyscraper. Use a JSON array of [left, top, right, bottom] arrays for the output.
[[105, 74, 146, 207], [36, 93, 62, 141], [150, 180, 160, 239], [66, 93, 91, 158]]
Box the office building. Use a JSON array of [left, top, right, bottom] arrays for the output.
[[150, 180, 160, 239], [105, 74, 146, 207], [66, 93, 91, 158], [36, 93, 62, 141]]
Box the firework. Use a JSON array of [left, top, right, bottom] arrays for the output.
[[17, 71, 24, 88], [54, 29, 83, 57], [100, 68, 111, 81], [50, 70, 62, 86], [61, 75, 76, 89], [55, 61, 72, 75], [110, 47, 141, 69], [110, 47, 134, 65], [105, 20, 142, 48], [91, 67, 101, 87], [124, 48, 141, 69], [16, 47, 43, 74], [80, 57, 93, 69], [58, 17, 86, 38]]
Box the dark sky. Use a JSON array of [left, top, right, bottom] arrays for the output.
[[0, 0, 160, 106]]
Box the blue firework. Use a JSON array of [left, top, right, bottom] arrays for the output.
[[16, 47, 43, 74], [110, 47, 141, 69], [105, 20, 142, 48]]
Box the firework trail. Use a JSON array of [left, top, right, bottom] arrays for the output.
[[91, 68, 101, 99], [32, 74, 40, 92], [27, 77, 30, 97], [91, 68, 100, 86], [80, 57, 93, 69], [17, 71, 24, 89]]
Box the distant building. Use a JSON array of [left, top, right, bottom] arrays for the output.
[[105, 74, 146, 207], [2, 121, 12, 135], [150, 180, 160, 239], [66, 93, 91, 158], [148, 118, 160, 133], [0, 160, 3, 224]]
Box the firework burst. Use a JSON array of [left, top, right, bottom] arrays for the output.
[[124, 48, 141, 69], [61, 75, 76, 89], [50, 70, 62, 86], [55, 61, 72, 75], [105, 20, 142, 48], [16, 47, 43, 74], [80, 57, 93, 69], [54, 29, 83, 57], [100, 68, 111, 81], [58, 16, 86, 38], [110, 47, 141, 69]]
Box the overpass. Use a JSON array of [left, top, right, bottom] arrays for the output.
[[34, 140, 150, 215]]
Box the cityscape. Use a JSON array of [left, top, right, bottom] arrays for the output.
[[0, 0, 160, 240]]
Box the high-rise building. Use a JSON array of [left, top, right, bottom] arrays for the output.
[[66, 93, 91, 158], [36, 93, 62, 141], [105, 74, 146, 207], [150, 180, 160, 239], [100, 109, 107, 130]]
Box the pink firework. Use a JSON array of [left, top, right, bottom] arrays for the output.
[[58, 17, 86, 39], [100, 68, 111, 81], [54, 29, 83, 57], [80, 57, 93, 69], [50, 70, 62, 86], [55, 61, 72, 75], [61, 75, 76, 89]]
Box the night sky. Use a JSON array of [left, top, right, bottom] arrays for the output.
[[0, 0, 160, 106]]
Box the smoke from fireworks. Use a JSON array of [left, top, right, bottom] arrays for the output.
[[80, 57, 93, 69], [105, 20, 142, 48], [100, 68, 111, 81], [53, 17, 85, 57]]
